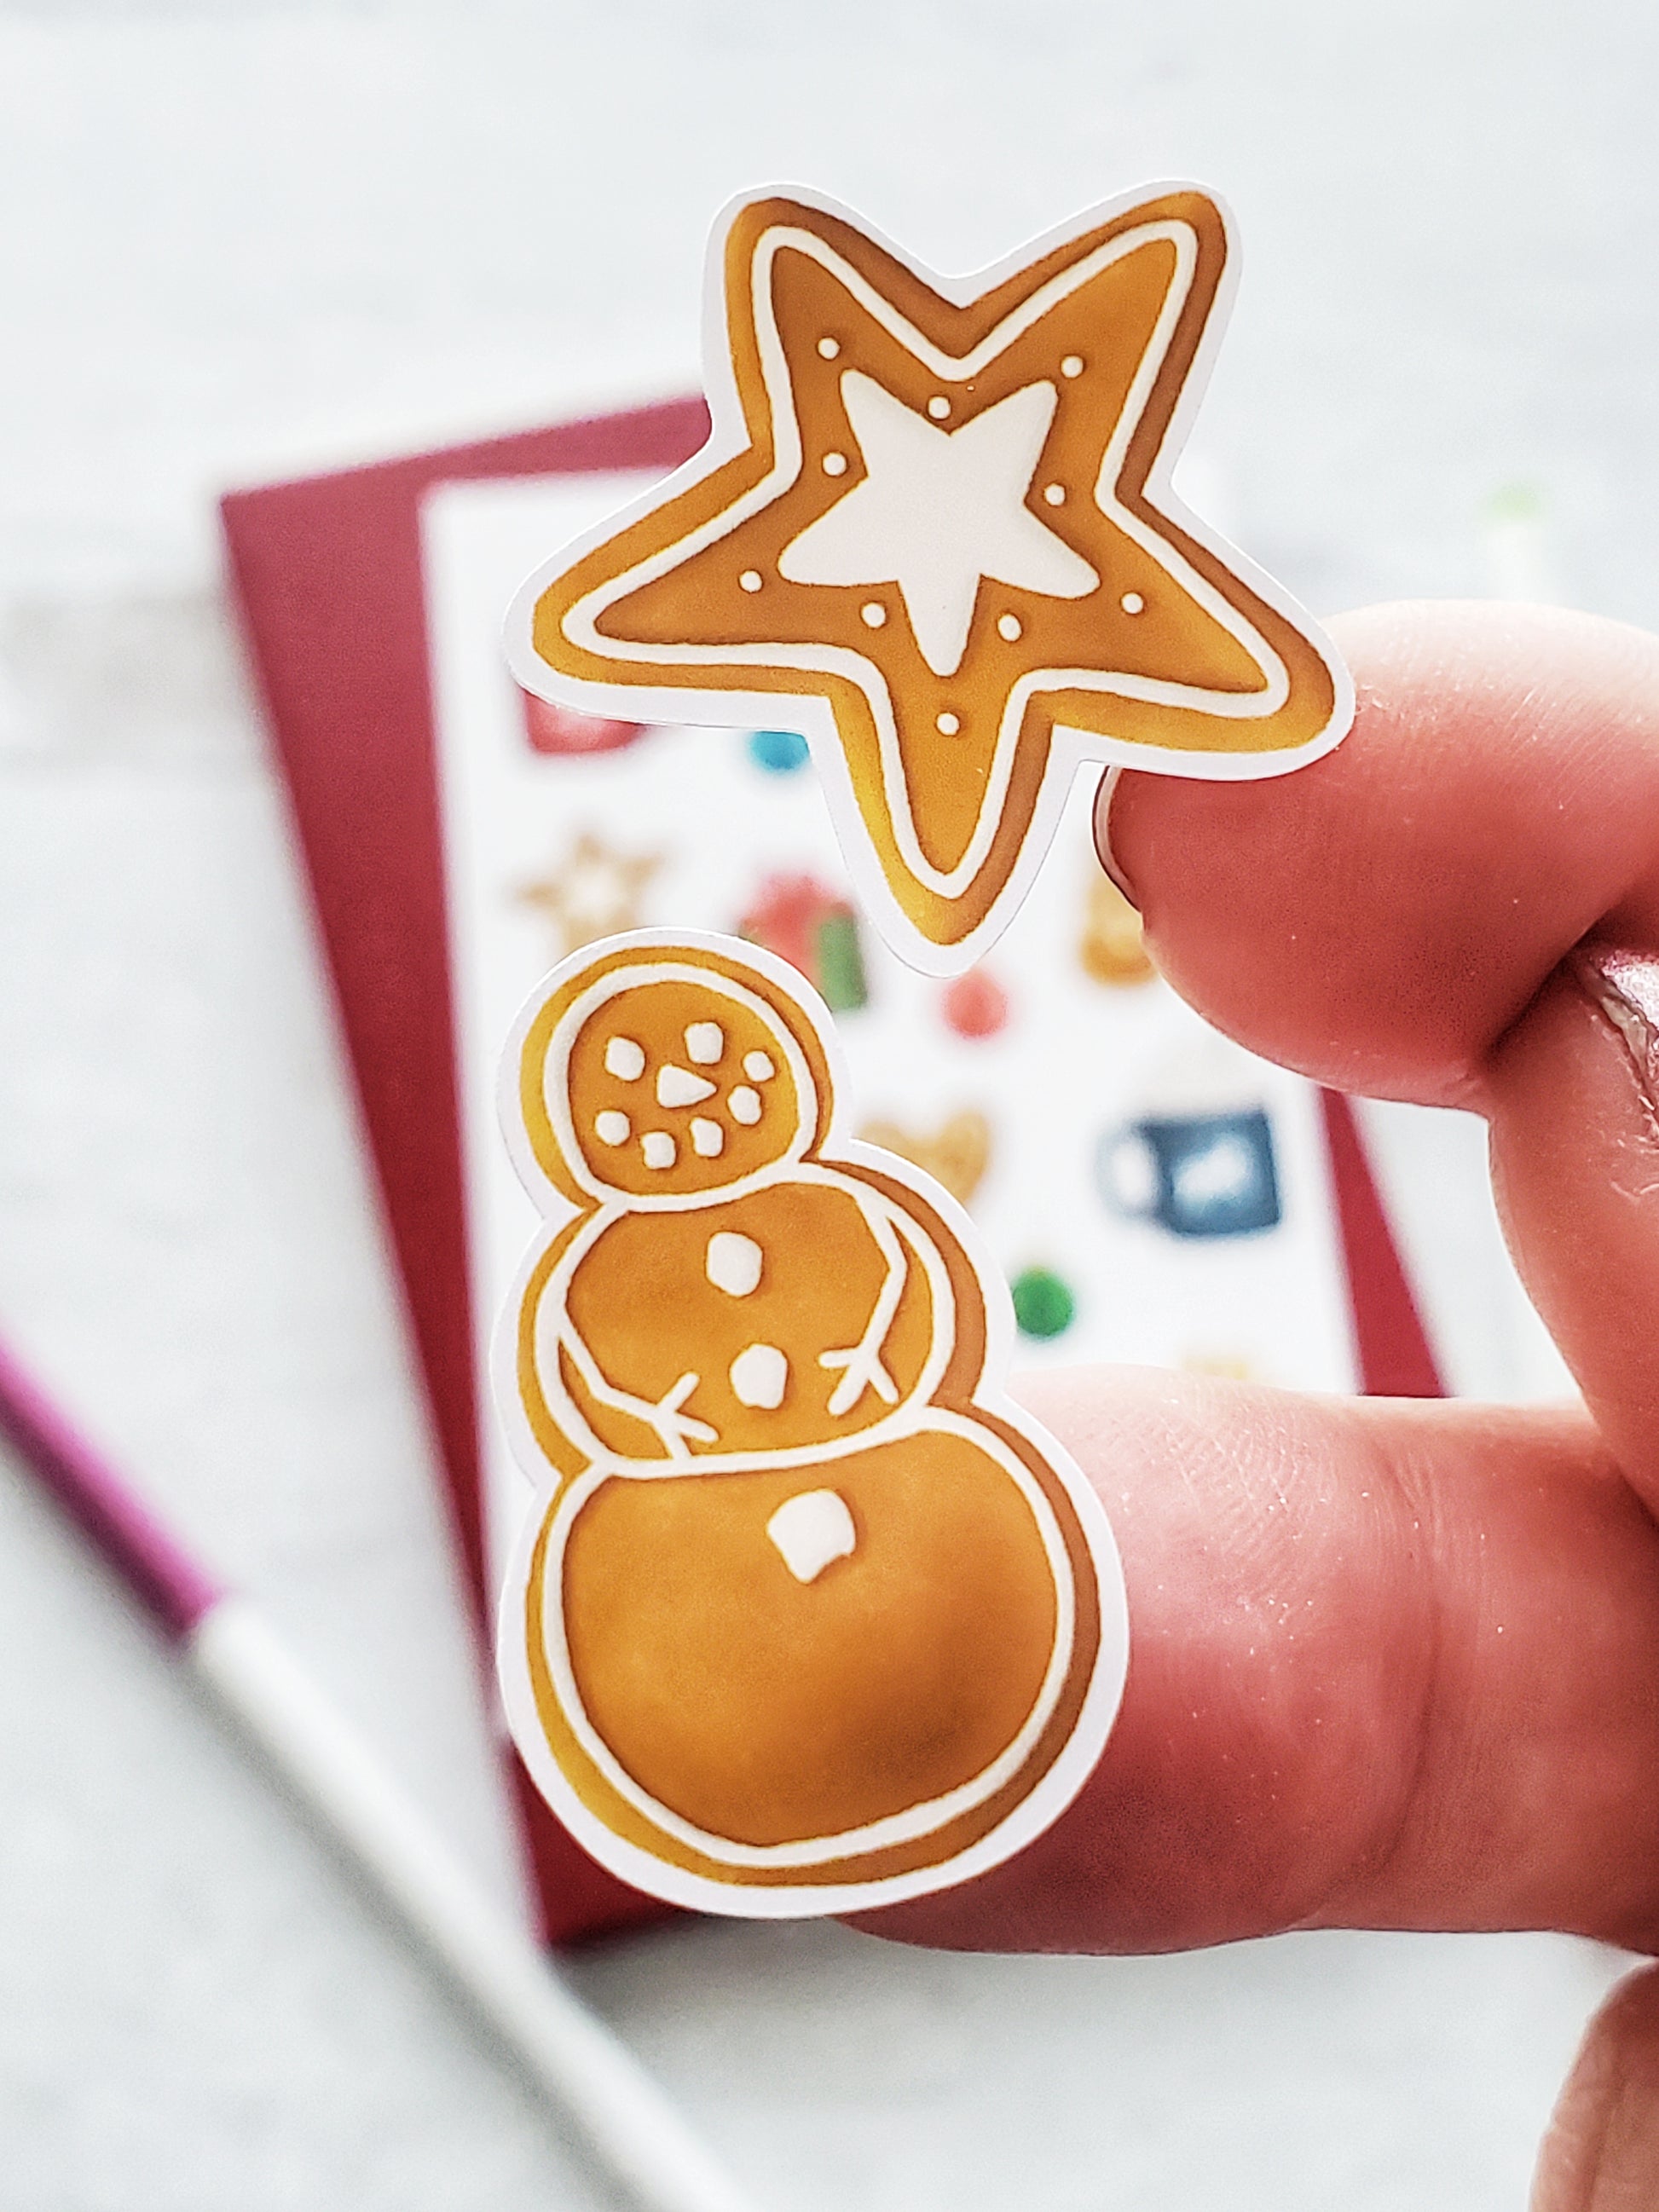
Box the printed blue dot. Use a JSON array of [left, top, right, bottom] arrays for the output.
[[748, 729, 810, 773]]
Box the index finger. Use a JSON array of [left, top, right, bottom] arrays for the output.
[[1101, 599, 1659, 1499], [1102, 599, 1659, 1106]]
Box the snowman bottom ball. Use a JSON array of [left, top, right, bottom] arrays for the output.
[[506, 1412, 1107, 1912]]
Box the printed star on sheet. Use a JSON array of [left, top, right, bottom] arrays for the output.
[[778, 373, 1097, 679], [517, 831, 661, 956]]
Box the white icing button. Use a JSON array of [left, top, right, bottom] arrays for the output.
[[593, 1111, 630, 1146], [604, 1036, 645, 1081], [685, 1021, 725, 1064], [706, 1231, 763, 1297], [1061, 354, 1084, 378], [927, 395, 951, 420], [1043, 482, 1066, 506], [823, 452, 848, 476], [1121, 592, 1146, 615], [690, 1117, 725, 1158], [729, 1085, 762, 1125], [860, 600, 887, 628], [739, 569, 763, 592], [641, 1130, 677, 1170], [997, 613, 1022, 641], [935, 712, 961, 736], [730, 1343, 788, 1409], [657, 1064, 717, 1108], [743, 1050, 775, 1081], [818, 337, 841, 360], [766, 1490, 857, 1583]]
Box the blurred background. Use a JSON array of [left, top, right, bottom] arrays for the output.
[[2, 2, 1655, 2206]]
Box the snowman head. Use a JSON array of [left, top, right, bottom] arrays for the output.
[[517, 938, 833, 1207]]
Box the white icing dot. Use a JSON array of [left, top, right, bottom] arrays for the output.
[[767, 1490, 857, 1582], [728, 1085, 762, 1125], [641, 1130, 677, 1170], [743, 1050, 775, 1081], [997, 613, 1022, 641], [927, 395, 951, 420], [935, 711, 961, 736], [706, 1231, 763, 1297], [818, 336, 841, 359], [1043, 482, 1066, 506], [860, 601, 887, 628], [1121, 592, 1146, 615], [739, 569, 763, 593], [685, 1021, 725, 1064], [657, 1064, 717, 1108], [604, 1036, 645, 1081], [730, 1343, 789, 1410], [593, 1111, 630, 1146], [822, 451, 848, 476], [1061, 354, 1084, 378], [690, 1117, 725, 1158]]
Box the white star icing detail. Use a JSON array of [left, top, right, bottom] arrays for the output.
[[777, 372, 1098, 679]]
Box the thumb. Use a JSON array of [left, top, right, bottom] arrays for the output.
[[1534, 1964, 1659, 2209]]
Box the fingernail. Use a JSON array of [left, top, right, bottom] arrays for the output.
[[1572, 941, 1659, 1106], [1094, 767, 1140, 909]]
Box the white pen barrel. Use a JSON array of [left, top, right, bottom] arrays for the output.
[[190, 1599, 762, 2212]]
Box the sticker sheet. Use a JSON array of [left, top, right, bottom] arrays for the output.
[[508, 186, 1352, 973], [492, 930, 1128, 1912], [425, 474, 1358, 1643]]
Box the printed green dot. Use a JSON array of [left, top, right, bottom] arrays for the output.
[[1010, 1266, 1076, 1340]]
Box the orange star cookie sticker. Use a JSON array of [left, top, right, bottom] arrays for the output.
[[509, 184, 1352, 975]]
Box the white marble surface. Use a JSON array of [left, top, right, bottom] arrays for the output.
[[0, 5, 1646, 2207]]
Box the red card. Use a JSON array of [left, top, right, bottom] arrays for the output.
[[220, 399, 1439, 1947]]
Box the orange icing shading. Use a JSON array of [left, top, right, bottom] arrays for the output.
[[493, 931, 1128, 1914], [510, 186, 1351, 975]]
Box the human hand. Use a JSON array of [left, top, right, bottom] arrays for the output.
[[860, 601, 1659, 2209]]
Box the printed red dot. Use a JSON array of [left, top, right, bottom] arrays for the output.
[[941, 969, 1009, 1039]]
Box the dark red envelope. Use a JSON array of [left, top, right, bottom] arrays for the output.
[[220, 400, 1440, 1948]]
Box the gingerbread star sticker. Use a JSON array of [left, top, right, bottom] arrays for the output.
[[508, 183, 1352, 974]]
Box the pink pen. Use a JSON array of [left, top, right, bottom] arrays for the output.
[[0, 1336, 760, 2212]]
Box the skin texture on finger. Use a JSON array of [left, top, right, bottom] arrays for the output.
[[1098, 601, 1659, 1504], [1098, 602, 1659, 1109], [1533, 1964, 1659, 2212], [858, 1367, 1659, 1957]]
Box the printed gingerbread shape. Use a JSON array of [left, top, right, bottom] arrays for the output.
[[494, 930, 1129, 1914], [508, 185, 1352, 975]]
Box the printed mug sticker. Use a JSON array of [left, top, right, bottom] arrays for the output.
[[493, 930, 1128, 1915], [508, 183, 1354, 977]]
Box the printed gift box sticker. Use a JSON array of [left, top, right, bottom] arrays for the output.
[[509, 183, 1352, 976], [493, 929, 1129, 1915]]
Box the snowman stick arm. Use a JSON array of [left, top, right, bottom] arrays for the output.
[[818, 1195, 908, 1416], [557, 1323, 716, 1458]]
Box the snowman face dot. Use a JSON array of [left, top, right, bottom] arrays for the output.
[[593, 1110, 630, 1146], [706, 1231, 762, 1297], [730, 1343, 788, 1408], [640, 1130, 677, 1170], [728, 1086, 762, 1125], [656, 1064, 717, 1108], [743, 1050, 775, 1082], [689, 1117, 725, 1158], [685, 1022, 725, 1065], [604, 1036, 645, 1081]]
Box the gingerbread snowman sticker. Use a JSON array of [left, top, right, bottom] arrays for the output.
[[495, 931, 1128, 1914]]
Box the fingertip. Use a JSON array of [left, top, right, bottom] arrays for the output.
[[1093, 602, 1659, 1105]]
